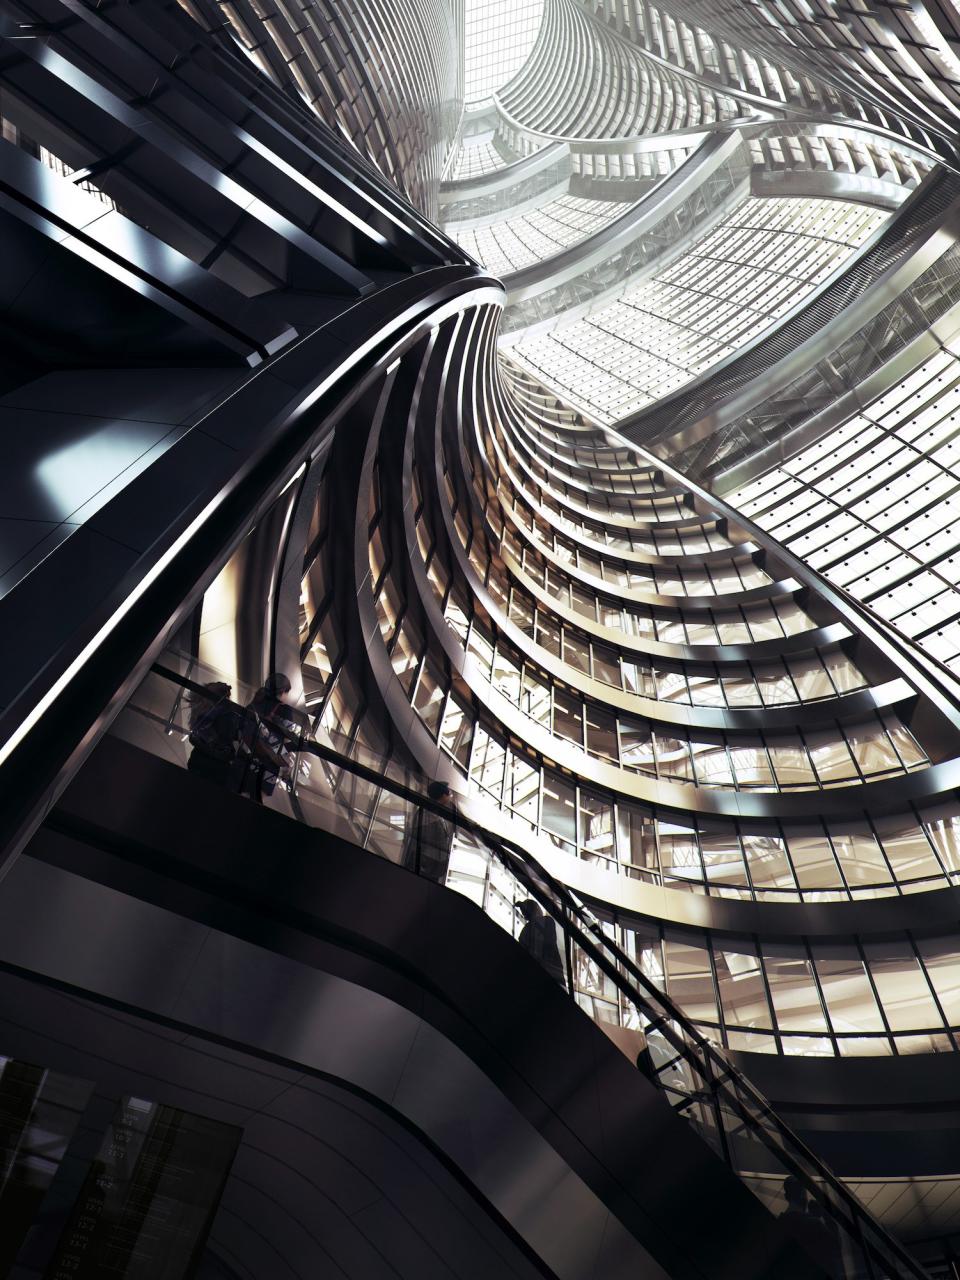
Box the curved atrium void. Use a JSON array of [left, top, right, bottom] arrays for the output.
[[9, 0, 960, 1276]]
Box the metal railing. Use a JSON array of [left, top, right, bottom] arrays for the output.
[[110, 657, 930, 1280]]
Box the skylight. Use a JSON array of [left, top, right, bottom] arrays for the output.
[[464, 0, 545, 107]]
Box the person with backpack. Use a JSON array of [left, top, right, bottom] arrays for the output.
[[186, 681, 250, 791]]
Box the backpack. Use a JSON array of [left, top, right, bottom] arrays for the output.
[[189, 700, 236, 760]]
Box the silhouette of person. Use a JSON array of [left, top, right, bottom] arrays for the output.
[[245, 671, 304, 800], [186, 681, 249, 791], [402, 780, 456, 883], [517, 899, 565, 986], [778, 1174, 842, 1276]]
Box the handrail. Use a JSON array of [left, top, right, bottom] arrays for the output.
[[140, 659, 928, 1279]]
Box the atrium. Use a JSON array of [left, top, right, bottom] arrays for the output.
[[2, 0, 960, 1276]]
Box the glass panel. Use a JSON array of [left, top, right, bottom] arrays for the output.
[[729, 742, 775, 789], [862, 939, 943, 1032], [374, 574, 402, 641], [658, 822, 703, 883], [663, 937, 719, 1024], [470, 725, 507, 799], [754, 661, 796, 705], [873, 814, 941, 883], [655, 731, 696, 783], [521, 668, 551, 726], [766, 733, 816, 787], [780, 1035, 834, 1057], [623, 660, 655, 698], [616, 805, 659, 874], [812, 944, 885, 1033], [541, 773, 576, 847], [684, 616, 718, 643], [657, 616, 688, 644], [690, 738, 735, 787], [579, 790, 616, 864], [563, 631, 590, 674], [916, 936, 960, 1025], [439, 698, 474, 770], [716, 942, 773, 1029], [586, 706, 618, 762], [390, 619, 422, 693], [509, 753, 540, 823], [444, 590, 471, 643], [845, 723, 900, 776], [785, 827, 845, 890], [786, 652, 833, 700], [620, 720, 656, 775], [895, 1032, 952, 1055], [536, 614, 561, 657], [829, 824, 889, 886], [688, 673, 725, 706], [743, 832, 795, 890], [762, 945, 829, 1032], [570, 585, 597, 620], [699, 825, 749, 887], [806, 730, 856, 783], [922, 804, 960, 872], [508, 591, 535, 636], [491, 646, 521, 702], [722, 673, 758, 706], [545, 567, 568, 604], [552, 688, 583, 745], [592, 642, 621, 686], [743, 604, 782, 641], [625, 923, 665, 988], [655, 668, 689, 702], [822, 647, 866, 693], [413, 662, 445, 736], [837, 1036, 892, 1057], [882, 714, 927, 767], [466, 624, 494, 679]]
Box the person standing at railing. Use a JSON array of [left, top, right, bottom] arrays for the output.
[[777, 1174, 842, 1277], [243, 672, 307, 802], [402, 781, 456, 883], [516, 899, 565, 987], [186, 681, 252, 792]]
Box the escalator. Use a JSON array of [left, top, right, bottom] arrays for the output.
[[0, 659, 926, 1280]]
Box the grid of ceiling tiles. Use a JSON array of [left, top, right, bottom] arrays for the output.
[[447, 134, 513, 181], [464, 0, 545, 105], [448, 193, 631, 275], [728, 342, 960, 674], [509, 195, 889, 423]]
